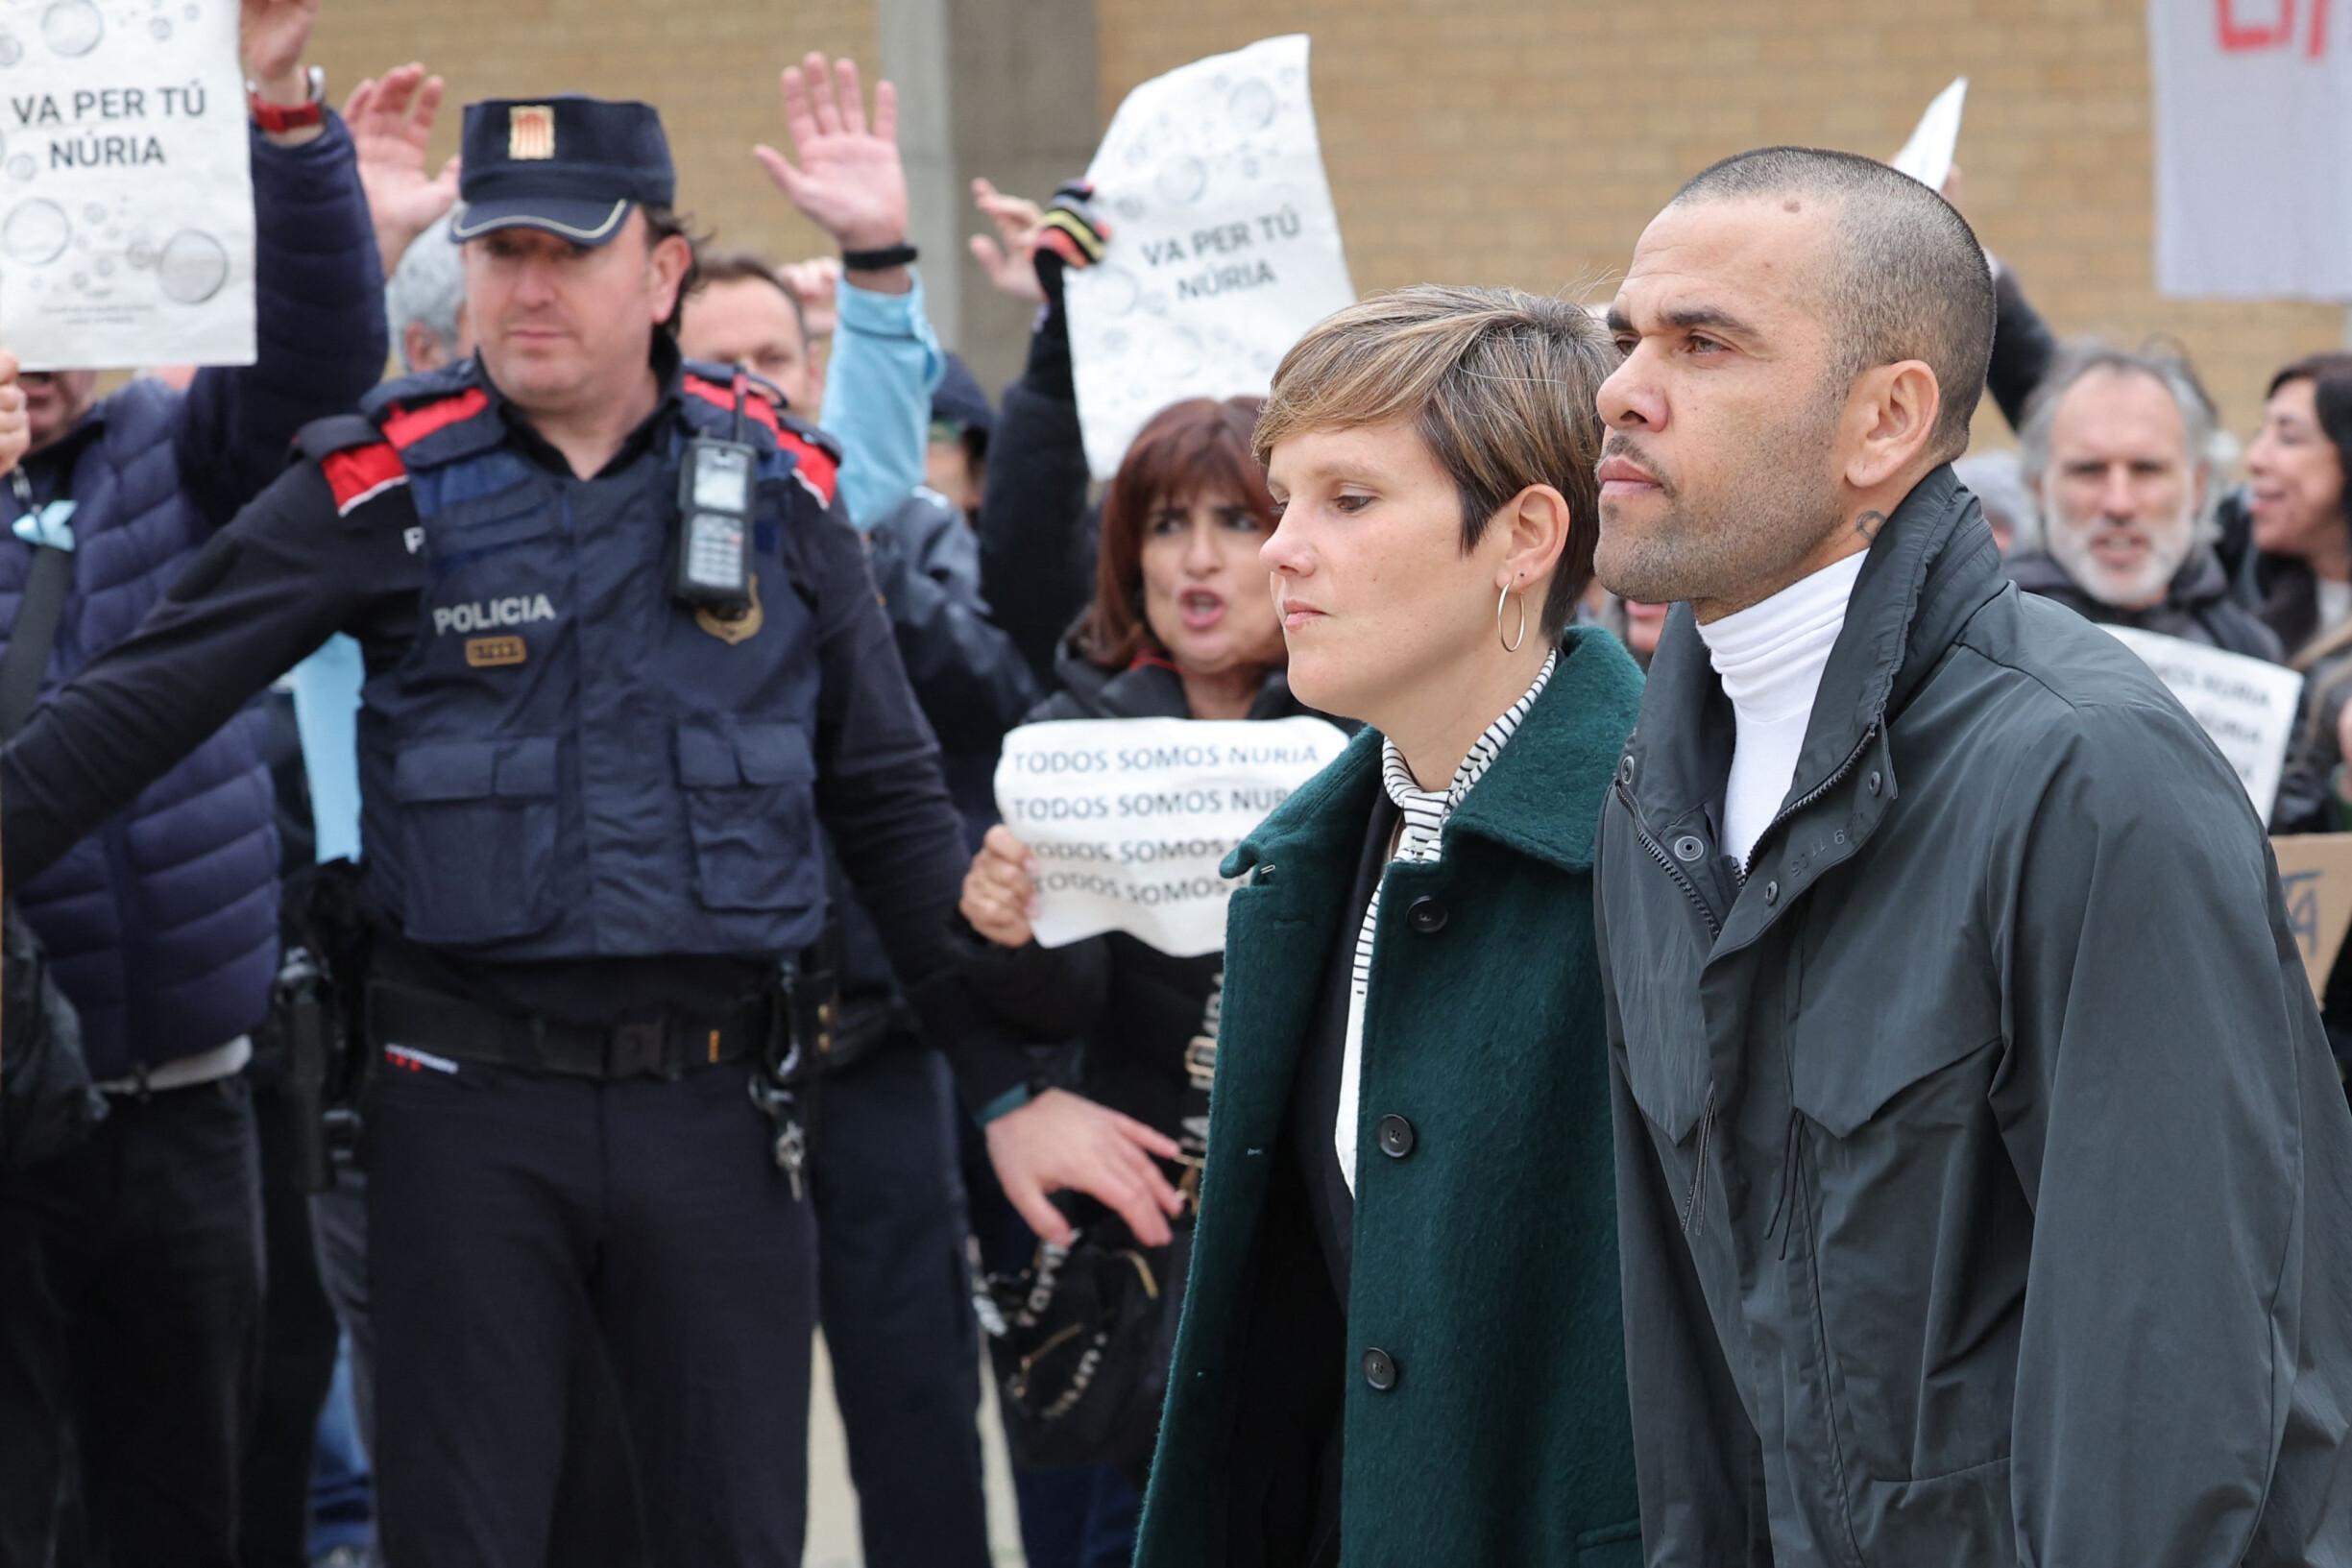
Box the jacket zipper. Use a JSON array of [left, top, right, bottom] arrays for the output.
[[1615, 780, 1722, 1235], [1742, 720, 1880, 880], [1615, 781, 1720, 940]]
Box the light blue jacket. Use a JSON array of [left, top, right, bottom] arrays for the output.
[[821, 271, 947, 532]]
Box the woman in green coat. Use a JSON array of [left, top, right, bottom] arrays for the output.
[[1133, 286, 1644, 1568]]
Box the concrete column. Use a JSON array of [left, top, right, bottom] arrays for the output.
[[874, 0, 1103, 394], [878, 0, 961, 351], [941, 0, 1103, 393]]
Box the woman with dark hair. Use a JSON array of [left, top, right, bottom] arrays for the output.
[[1053, 396, 1294, 715], [2259, 354, 2352, 1087], [2262, 355, 2352, 834], [2246, 353, 2352, 663], [951, 391, 1304, 1565], [961, 389, 1302, 1189], [949, 185, 1320, 1566]]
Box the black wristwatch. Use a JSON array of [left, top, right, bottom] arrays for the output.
[[841, 242, 918, 272]]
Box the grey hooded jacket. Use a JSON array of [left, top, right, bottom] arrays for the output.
[[1596, 466, 2352, 1566]]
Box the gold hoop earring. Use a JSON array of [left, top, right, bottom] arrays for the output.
[[1497, 583, 1527, 653]]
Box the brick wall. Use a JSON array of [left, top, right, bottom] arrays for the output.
[[306, 0, 880, 283], [1093, 0, 2345, 452]]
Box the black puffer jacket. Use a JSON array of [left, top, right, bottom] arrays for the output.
[[1601, 467, 2352, 1566], [2004, 544, 2283, 661], [954, 649, 1318, 1139]]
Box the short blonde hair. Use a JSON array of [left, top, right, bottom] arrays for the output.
[[1254, 284, 1620, 638]]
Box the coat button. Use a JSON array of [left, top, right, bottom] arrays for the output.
[[1867, 771, 1882, 795], [1407, 896, 1447, 934], [1376, 1114, 1416, 1159], [1618, 757, 1635, 784], [1362, 1347, 1399, 1390], [1763, 880, 1780, 905], [1672, 833, 1705, 862]]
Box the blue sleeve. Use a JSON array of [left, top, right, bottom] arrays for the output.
[[817, 272, 946, 532], [288, 633, 365, 863], [176, 115, 391, 532]]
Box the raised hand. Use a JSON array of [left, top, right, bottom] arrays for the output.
[[343, 64, 462, 277], [969, 178, 1046, 304], [754, 54, 908, 255], [239, 0, 319, 103], [775, 256, 842, 340]]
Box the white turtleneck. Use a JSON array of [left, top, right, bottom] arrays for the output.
[[1694, 551, 1868, 868]]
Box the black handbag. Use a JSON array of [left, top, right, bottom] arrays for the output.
[[980, 988, 1218, 1473], [982, 1206, 1192, 1472], [0, 465, 100, 1170]]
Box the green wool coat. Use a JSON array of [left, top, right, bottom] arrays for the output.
[[1134, 626, 1647, 1568]]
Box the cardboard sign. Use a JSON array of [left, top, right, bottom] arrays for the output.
[[2102, 625, 2304, 819], [1889, 77, 1968, 191], [994, 715, 1350, 957], [0, 0, 256, 368], [1065, 34, 1356, 480], [2272, 833, 2352, 995], [2149, 0, 2352, 299]]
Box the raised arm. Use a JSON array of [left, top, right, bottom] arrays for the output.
[[341, 63, 462, 279], [1985, 264, 2058, 433], [975, 184, 1106, 688], [177, 0, 389, 526], [756, 54, 942, 529]]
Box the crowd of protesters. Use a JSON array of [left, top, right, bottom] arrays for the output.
[[0, 5, 2349, 1566]]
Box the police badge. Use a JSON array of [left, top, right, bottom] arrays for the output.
[[694, 572, 764, 645]]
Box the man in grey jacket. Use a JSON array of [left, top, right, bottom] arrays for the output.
[[1592, 145, 2352, 1566]]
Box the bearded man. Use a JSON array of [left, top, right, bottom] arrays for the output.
[[2007, 343, 2280, 660], [1591, 145, 2352, 1566]]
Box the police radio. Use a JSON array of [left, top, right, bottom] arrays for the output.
[[672, 373, 758, 613]]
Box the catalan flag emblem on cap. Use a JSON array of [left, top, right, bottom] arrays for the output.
[[508, 105, 556, 160]]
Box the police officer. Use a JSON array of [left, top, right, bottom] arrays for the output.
[[0, 94, 1180, 1566]]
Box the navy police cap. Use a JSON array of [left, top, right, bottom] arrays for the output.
[[450, 96, 675, 249]]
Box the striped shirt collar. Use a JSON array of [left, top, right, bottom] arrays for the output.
[[1378, 646, 1559, 853]]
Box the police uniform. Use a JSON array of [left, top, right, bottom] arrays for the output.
[[0, 98, 1038, 1567]]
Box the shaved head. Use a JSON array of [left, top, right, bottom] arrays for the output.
[[1671, 146, 1994, 461]]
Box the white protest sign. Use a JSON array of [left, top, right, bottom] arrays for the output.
[[995, 715, 1350, 956], [2102, 624, 2304, 817], [0, 0, 255, 369], [1889, 77, 1967, 191], [2149, 0, 2352, 299], [1065, 34, 1355, 480]]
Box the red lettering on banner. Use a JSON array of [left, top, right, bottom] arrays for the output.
[[2219, 0, 2297, 49], [2311, 0, 2332, 57]]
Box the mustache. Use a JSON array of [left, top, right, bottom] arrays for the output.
[[1600, 431, 1673, 494]]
